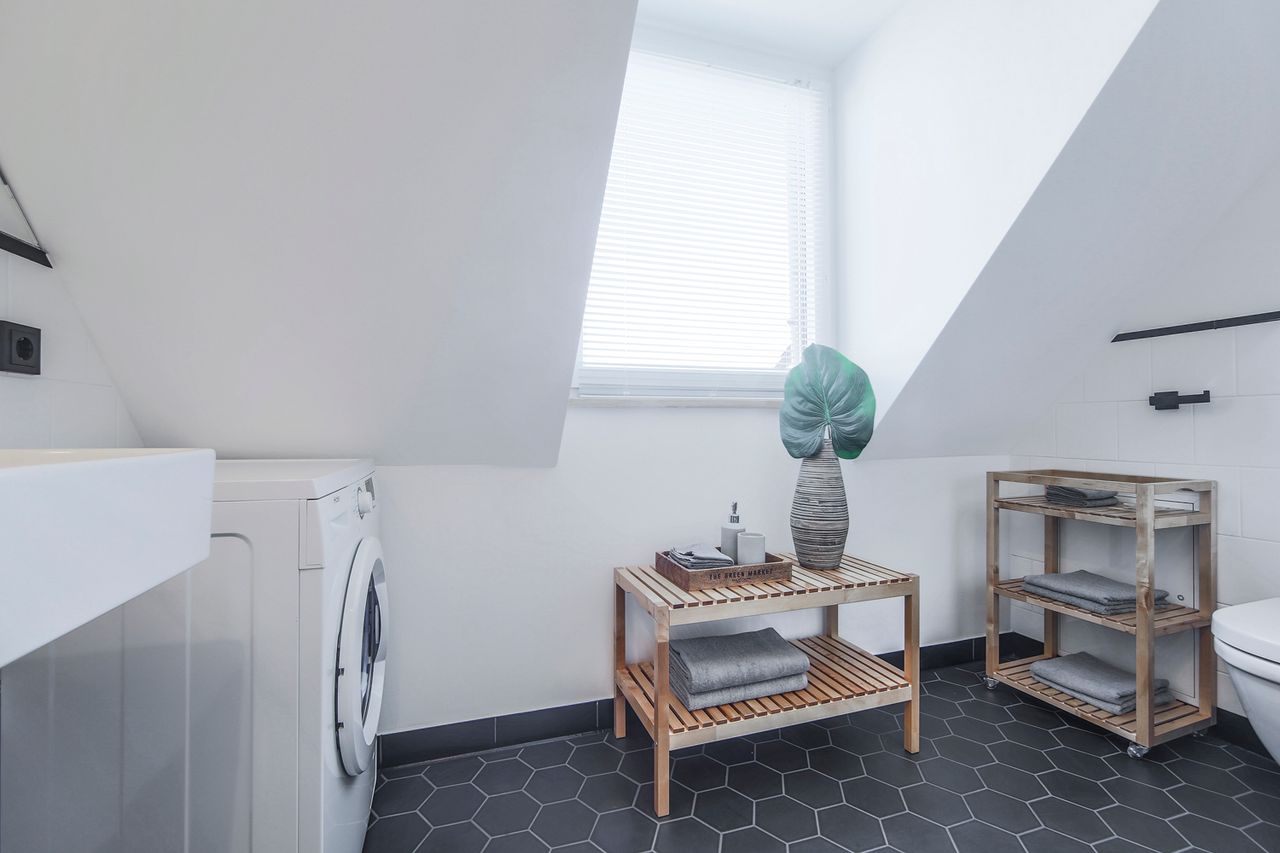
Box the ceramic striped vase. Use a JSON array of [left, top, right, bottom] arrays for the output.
[[790, 436, 848, 569]]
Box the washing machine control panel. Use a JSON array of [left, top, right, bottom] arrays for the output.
[[356, 479, 375, 518]]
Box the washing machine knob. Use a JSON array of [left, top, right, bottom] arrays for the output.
[[356, 487, 374, 518]]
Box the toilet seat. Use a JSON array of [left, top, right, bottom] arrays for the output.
[[1212, 597, 1280, 665], [1216, 636, 1280, 683]]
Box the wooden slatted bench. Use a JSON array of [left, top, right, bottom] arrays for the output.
[[614, 553, 920, 817]]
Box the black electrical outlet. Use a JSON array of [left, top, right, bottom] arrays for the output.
[[0, 321, 41, 375]]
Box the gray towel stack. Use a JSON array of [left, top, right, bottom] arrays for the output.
[[1030, 653, 1172, 715], [1045, 486, 1119, 508], [1022, 569, 1167, 615], [668, 542, 735, 570], [668, 628, 811, 711]]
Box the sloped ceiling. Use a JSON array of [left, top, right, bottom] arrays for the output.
[[868, 0, 1280, 458], [0, 0, 636, 465]]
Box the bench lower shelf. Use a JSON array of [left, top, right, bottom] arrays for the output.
[[616, 635, 912, 750], [993, 655, 1212, 745]]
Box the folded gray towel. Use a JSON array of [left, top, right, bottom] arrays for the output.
[[669, 628, 810, 694], [672, 671, 810, 711], [1030, 653, 1168, 707], [668, 542, 735, 570], [1022, 587, 1155, 615], [1035, 673, 1173, 715], [1023, 570, 1168, 606], [1045, 486, 1119, 507]]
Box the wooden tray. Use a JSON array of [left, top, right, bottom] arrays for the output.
[[654, 550, 792, 592]]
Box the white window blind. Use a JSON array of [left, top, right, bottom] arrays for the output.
[[576, 49, 828, 397]]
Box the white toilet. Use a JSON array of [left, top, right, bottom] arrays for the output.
[[1213, 597, 1280, 761]]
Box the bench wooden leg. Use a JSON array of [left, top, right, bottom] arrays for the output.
[[903, 585, 920, 754], [653, 610, 671, 817], [614, 584, 626, 738]]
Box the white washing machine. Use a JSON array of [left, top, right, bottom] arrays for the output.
[[208, 459, 389, 853]]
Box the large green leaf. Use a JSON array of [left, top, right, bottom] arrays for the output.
[[780, 344, 875, 459]]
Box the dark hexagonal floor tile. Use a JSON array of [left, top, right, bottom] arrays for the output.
[[1020, 827, 1094, 853], [782, 722, 833, 750], [1233, 764, 1280, 799], [1247, 822, 1280, 852], [569, 742, 622, 776], [919, 757, 983, 794], [579, 772, 639, 812], [987, 739, 1052, 773], [524, 764, 584, 804], [721, 825, 786, 853], [1240, 790, 1280, 824], [841, 776, 905, 817], [949, 819, 1023, 853], [1052, 726, 1116, 757], [417, 820, 486, 853], [693, 786, 754, 832], [947, 715, 1004, 745], [932, 735, 994, 768], [1169, 737, 1243, 769], [902, 782, 970, 826], [1172, 813, 1263, 853], [938, 667, 983, 686], [847, 709, 901, 734], [653, 817, 719, 853], [519, 739, 572, 768], [605, 733, 654, 754], [829, 726, 885, 756], [1103, 753, 1180, 788], [728, 762, 784, 799], [473, 791, 539, 836], [1167, 757, 1249, 794], [703, 737, 755, 766], [617, 749, 654, 784], [967, 684, 1022, 706], [756, 794, 818, 842], [1100, 777, 1180, 818], [956, 699, 1013, 724], [1039, 769, 1114, 809], [474, 758, 533, 794], [784, 768, 844, 808], [425, 755, 483, 786], [754, 739, 809, 773], [882, 812, 955, 853], [373, 775, 432, 816], [919, 714, 953, 739], [365, 812, 431, 853], [977, 763, 1048, 801], [590, 808, 657, 853], [1044, 746, 1112, 781], [862, 751, 923, 787], [1031, 797, 1109, 843], [1000, 721, 1060, 750], [963, 788, 1039, 833], [530, 799, 597, 847], [634, 780, 695, 820], [1097, 804, 1187, 853], [1168, 782, 1257, 827], [925, 679, 974, 703], [881, 731, 939, 761], [419, 784, 484, 826], [808, 745, 864, 780], [671, 754, 726, 791], [817, 804, 885, 852], [790, 838, 848, 853], [1007, 703, 1062, 730], [921, 695, 963, 720], [482, 830, 548, 853]]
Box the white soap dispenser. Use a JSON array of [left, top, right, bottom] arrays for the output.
[[721, 502, 745, 563]]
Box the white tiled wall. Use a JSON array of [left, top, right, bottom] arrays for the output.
[[1009, 323, 1280, 716], [0, 255, 140, 449]]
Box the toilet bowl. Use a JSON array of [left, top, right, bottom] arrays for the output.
[[1213, 597, 1280, 762]]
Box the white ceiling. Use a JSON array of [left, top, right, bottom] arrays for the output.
[[637, 0, 907, 66]]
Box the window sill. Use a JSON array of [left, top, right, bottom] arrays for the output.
[[568, 393, 782, 409]]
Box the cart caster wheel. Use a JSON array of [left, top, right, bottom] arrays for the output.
[[981, 677, 998, 691], [1127, 744, 1150, 760], [1191, 729, 1208, 738]]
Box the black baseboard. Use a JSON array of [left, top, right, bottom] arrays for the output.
[[379, 631, 1043, 768]]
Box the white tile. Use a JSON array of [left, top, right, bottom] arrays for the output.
[[1116, 401, 1194, 463], [1218, 535, 1280, 605], [1194, 395, 1280, 467], [50, 382, 117, 447], [1055, 402, 1118, 460], [1151, 328, 1236, 396], [7, 263, 113, 386], [1154, 464, 1240, 537], [0, 375, 51, 447], [1241, 467, 1280, 542], [1236, 321, 1280, 396], [1010, 409, 1054, 456], [1083, 340, 1151, 402]]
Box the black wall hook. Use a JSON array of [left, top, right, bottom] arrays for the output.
[[1149, 390, 1210, 411]]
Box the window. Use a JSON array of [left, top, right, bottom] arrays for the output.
[[575, 49, 829, 398]]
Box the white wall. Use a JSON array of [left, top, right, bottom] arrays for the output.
[[377, 403, 1003, 732], [833, 0, 1155, 416], [0, 255, 138, 449]]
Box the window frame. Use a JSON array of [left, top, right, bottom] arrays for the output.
[[571, 27, 836, 403]]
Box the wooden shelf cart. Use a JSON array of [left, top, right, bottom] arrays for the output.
[[986, 470, 1217, 758], [614, 554, 920, 817]]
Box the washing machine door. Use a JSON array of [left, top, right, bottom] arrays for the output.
[[336, 536, 388, 777]]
